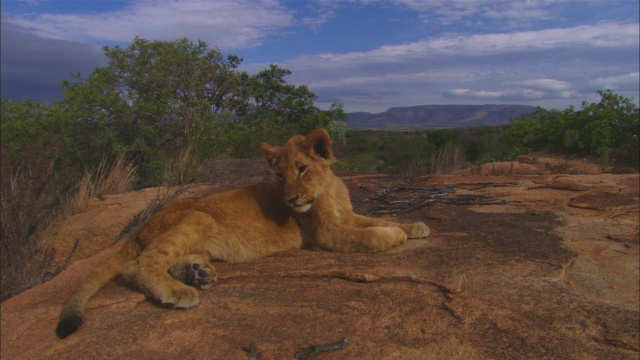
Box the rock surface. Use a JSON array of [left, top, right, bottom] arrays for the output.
[[2, 171, 638, 359], [453, 151, 603, 176]]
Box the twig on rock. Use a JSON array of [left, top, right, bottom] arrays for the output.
[[241, 341, 262, 360], [114, 185, 195, 244], [295, 337, 350, 360]]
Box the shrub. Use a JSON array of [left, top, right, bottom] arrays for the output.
[[503, 90, 639, 170]]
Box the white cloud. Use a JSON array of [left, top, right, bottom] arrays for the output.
[[590, 72, 640, 91], [5, 0, 294, 49], [306, 69, 492, 89], [279, 22, 637, 73], [394, 0, 559, 26], [517, 79, 572, 92], [298, 1, 340, 31], [445, 88, 510, 99], [514, 79, 575, 98], [393, 0, 583, 27], [442, 79, 577, 102], [443, 88, 547, 101], [265, 22, 638, 112]]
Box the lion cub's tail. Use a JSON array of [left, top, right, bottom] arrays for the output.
[[55, 241, 139, 339]]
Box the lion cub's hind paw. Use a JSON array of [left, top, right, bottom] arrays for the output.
[[404, 222, 431, 239], [169, 258, 217, 290], [377, 227, 407, 247], [184, 262, 217, 290]]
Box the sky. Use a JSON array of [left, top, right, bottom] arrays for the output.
[[1, 0, 639, 114]]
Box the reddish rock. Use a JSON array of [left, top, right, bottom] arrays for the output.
[[2, 172, 638, 359], [42, 188, 164, 275], [515, 151, 603, 175], [454, 151, 603, 176]]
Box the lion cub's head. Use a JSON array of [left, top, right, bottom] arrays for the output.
[[260, 128, 336, 213]]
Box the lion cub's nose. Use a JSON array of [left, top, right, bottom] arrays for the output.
[[286, 195, 299, 204]]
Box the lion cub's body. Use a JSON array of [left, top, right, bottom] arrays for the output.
[[56, 129, 430, 339], [140, 183, 301, 264]]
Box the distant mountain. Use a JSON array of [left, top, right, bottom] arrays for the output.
[[347, 104, 537, 129]]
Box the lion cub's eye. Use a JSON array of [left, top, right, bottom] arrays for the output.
[[298, 165, 308, 175]]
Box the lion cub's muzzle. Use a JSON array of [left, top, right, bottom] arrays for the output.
[[286, 195, 315, 213]]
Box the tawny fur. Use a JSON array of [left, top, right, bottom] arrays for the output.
[[55, 128, 430, 339]]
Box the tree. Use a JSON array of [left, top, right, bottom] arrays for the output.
[[575, 90, 639, 157], [0, 100, 77, 168], [59, 37, 244, 184], [232, 64, 346, 150], [1, 100, 53, 155], [58, 37, 347, 185]]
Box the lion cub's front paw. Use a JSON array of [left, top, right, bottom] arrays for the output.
[[402, 222, 430, 239], [184, 262, 217, 290]]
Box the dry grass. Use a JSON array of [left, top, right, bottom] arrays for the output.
[[0, 151, 137, 301], [73, 154, 137, 211], [0, 158, 59, 300], [162, 144, 201, 186], [473, 162, 516, 176], [430, 144, 466, 174]]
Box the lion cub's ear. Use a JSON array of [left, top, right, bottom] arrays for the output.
[[305, 128, 334, 162], [260, 142, 280, 168]]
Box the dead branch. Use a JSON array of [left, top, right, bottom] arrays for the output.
[[365, 183, 506, 215], [114, 184, 197, 244], [295, 337, 350, 360]]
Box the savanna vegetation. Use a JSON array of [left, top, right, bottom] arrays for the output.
[[1, 35, 638, 301], [336, 90, 639, 175]]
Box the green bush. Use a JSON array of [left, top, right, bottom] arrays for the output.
[[503, 90, 639, 169]]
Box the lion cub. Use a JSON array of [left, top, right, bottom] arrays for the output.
[[56, 128, 430, 338]]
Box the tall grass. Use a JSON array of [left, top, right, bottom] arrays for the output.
[[0, 149, 137, 301], [430, 144, 466, 174], [74, 154, 138, 210], [1, 152, 61, 300], [161, 143, 205, 186]]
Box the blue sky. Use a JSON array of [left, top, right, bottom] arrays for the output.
[[1, 0, 638, 113]]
